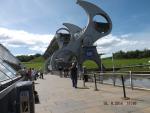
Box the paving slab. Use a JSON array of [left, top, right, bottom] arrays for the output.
[[35, 74, 150, 113]]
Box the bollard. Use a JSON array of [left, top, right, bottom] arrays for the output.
[[94, 73, 98, 91], [121, 75, 129, 100], [129, 71, 133, 90]]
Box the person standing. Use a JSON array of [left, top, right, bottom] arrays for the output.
[[27, 68, 32, 81], [31, 68, 36, 81], [40, 70, 44, 79], [70, 62, 78, 88], [58, 65, 63, 77]]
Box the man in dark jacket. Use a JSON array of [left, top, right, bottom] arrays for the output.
[[70, 62, 78, 88]]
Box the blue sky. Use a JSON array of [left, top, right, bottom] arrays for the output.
[[0, 0, 150, 57]]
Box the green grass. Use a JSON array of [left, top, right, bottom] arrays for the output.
[[102, 57, 150, 68], [83, 57, 150, 71], [83, 60, 98, 69], [22, 56, 45, 70], [29, 56, 45, 62], [22, 56, 150, 72], [22, 62, 44, 70]]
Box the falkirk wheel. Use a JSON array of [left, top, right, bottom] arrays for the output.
[[44, 0, 112, 72]]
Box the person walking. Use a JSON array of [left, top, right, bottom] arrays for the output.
[[70, 62, 78, 88]]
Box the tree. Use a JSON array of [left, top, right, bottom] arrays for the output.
[[113, 49, 150, 59], [16, 53, 42, 62]]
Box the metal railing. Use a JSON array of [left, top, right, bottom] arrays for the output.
[[82, 71, 150, 91]]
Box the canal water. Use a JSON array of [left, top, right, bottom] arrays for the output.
[[101, 75, 150, 89]]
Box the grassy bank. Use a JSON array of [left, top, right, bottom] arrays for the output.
[[22, 56, 150, 72], [83, 57, 150, 71]]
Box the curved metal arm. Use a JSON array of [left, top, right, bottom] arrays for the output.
[[77, 0, 112, 45], [63, 23, 82, 35], [56, 27, 70, 34]]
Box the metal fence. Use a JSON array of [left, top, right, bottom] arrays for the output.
[[82, 71, 150, 91]]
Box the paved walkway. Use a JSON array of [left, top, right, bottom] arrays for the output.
[[35, 74, 150, 113]]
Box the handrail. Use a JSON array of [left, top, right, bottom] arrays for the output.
[[130, 73, 150, 76], [82, 71, 150, 91], [84, 72, 150, 76]]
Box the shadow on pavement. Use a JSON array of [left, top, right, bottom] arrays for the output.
[[77, 87, 89, 89]]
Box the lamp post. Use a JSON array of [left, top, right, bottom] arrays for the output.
[[98, 53, 105, 72], [112, 53, 115, 72], [99, 53, 105, 83], [112, 53, 115, 86]]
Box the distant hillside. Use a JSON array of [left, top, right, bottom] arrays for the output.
[[22, 56, 45, 71], [29, 56, 45, 62], [16, 53, 42, 62], [114, 49, 150, 59]]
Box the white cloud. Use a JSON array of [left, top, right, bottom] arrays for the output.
[[95, 33, 150, 57], [8, 44, 21, 48], [29, 45, 47, 52], [0, 27, 150, 57], [121, 33, 132, 38], [0, 27, 54, 54]]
